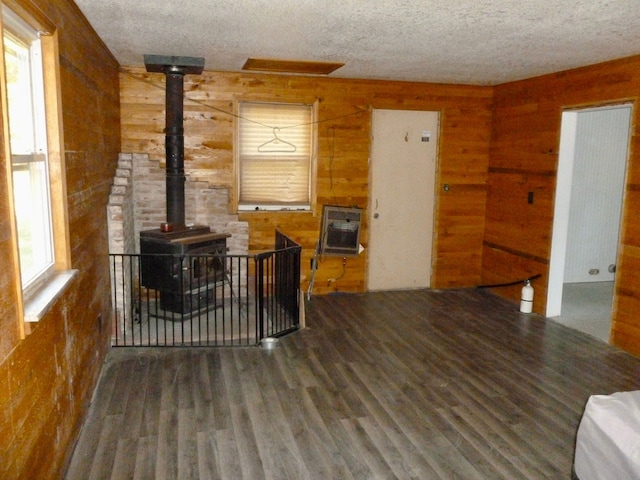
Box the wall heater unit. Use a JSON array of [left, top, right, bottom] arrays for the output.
[[320, 205, 362, 256]]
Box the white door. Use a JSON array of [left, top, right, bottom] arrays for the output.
[[368, 109, 439, 290]]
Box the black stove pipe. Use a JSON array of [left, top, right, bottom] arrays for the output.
[[164, 69, 186, 228], [144, 55, 204, 229]]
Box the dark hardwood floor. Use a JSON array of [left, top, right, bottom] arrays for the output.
[[64, 288, 640, 479]]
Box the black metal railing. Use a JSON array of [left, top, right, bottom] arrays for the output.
[[109, 231, 301, 347]]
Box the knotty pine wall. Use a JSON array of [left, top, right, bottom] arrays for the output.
[[484, 55, 640, 355], [0, 0, 121, 478], [120, 69, 493, 294]]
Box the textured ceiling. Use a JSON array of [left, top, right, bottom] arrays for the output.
[[74, 0, 640, 86]]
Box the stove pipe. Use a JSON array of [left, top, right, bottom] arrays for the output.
[[144, 55, 204, 229]]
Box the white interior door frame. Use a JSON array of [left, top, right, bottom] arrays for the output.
[[547, 111, 577, 317], [547, 104, 632, 317]]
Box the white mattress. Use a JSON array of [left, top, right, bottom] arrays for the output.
[[574, 390, 640, 480]]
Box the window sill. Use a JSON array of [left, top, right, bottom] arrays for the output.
[[23, 270, 78, 323], [238, 206, 312, 212]]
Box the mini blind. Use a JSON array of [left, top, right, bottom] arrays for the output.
[[238, 101, 313, 209]]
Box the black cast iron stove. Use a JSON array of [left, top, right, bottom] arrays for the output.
[[139, 55, 230, 315]]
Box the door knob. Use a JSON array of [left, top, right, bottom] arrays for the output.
[[373, 213, 379, 219]]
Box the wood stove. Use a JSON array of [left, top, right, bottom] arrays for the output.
[[139, 55, 230, 315], [140, 227, 230, 314]]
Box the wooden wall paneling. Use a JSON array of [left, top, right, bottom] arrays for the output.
[[620, 187, 640, 246], [0, 101, 20, 357], [611, 241, 640, 351], [6, 303, 72, 479], [610, 318, 640, 357], [480, 243, 549, 309], [486, 54, 640, 357], [0, 0, 121, 478], [120, 69, 493, 294], [484, 172, 554, 260], [611, 294, 640, 354], [432, 185, 487, 287]]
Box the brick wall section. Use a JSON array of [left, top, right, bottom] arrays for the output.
[[108, 152, 249, 255], [107, 155, 135, 254], [106, 155, 135, 329], [106, 153, 249, 331]]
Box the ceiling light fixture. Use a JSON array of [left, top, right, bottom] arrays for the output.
[[242, 58, 344, 75]]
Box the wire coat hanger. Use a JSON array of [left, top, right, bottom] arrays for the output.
[[257, 127, 297, 153]]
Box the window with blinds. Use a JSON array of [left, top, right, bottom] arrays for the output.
[[237, 101, 315, 211]]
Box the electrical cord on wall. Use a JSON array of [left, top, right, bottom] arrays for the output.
[[335, 257, 347, 281], [328, 257, 347, 285], [476, 273, 541, 289]]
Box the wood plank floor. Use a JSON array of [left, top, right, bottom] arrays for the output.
[[64, 288, 640, 479]]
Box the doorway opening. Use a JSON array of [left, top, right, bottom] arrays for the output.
[[548, 104, 632, 342]]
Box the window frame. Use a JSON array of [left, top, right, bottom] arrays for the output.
[[1, 3, 72, 334], [4, 13, 54, 291], [234, 99, 318, 212]]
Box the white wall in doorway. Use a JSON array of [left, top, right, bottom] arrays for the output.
[[564, 107, 631, 282], [547, 104, 632, 317]]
